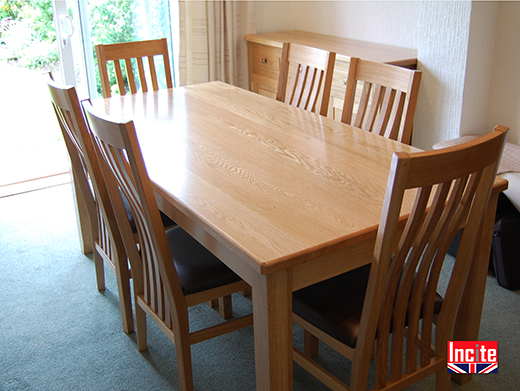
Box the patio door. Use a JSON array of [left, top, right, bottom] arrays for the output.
[[0, 1, 72, 196], [0, 1, 178, 197]]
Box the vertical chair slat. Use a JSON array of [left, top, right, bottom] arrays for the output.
[[353, 82, 371, 129], [293, 63, 307, 107], [125, 58, 137, 94], [300, 66, 316, 111], [114, 60, 126, 96], [286, 62, 301, 105], [374, 88, 395, 137], [362, 84, 383, 132], [383, 90, 405, 141], [307, 68, 323, 113], [136, 57, 148, 93], [148, 55, 159, 91]]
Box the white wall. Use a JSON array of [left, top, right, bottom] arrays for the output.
[[255, 1, 421, 49], [254, 1, 520, 150], [460, 2, 498, 138], [414, 1, 472, 149], [487, 2, 520, 145]]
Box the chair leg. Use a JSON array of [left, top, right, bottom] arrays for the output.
[[208, 296, 234, 319], [218, 295, 233, 319], [175, 331, 194, 391], [136, 305, 148, 352], [242, 287, 252, 297], [118, 272, 134, 334], [114, 259, 134, 334], [93, 248, 105, 291], [304, 330, 320, 357], [436, 368, 451, 390]]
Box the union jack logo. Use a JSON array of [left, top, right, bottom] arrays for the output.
[[447, 363, 498, 374]]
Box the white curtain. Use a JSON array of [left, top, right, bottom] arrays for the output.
[[177, 0, 256, 89]]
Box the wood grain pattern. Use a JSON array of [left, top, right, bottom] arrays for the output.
[[97, 82, 419, 276]]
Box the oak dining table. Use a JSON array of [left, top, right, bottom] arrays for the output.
[[92, 81, 507, 390]]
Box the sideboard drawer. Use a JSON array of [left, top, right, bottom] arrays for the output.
[[247, 42, 281, 98], [250, 42, 281, 74]]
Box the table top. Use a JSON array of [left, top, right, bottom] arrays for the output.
[[244, 30, 418, 67], [96, 81, 420, 275]]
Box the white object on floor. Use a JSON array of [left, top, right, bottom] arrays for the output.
[[433, 135, 520, 212]]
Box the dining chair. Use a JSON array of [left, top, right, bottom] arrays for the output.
[[276, 42, 336, 117], [47, 74, 134, 333], [82, 102, 254, 391], [341, 57, 422, 145], [292, 125, 508, 391], [95, 38, 173, 98], [96, 37, 238, 316]]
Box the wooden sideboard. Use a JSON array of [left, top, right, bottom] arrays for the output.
[[244, 30, 418, 120]]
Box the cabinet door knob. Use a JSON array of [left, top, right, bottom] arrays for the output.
[[343, 78, 348, 85], [262, 58, 267, 63]]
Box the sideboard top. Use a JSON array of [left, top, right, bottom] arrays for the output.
[[244, 30, 418, 67]]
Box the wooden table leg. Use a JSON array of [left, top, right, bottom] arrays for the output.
[[451, 189, 501, 385], [252, 270, 293, 391]]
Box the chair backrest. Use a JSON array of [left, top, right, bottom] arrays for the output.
[[276, 42, 336, 117], [82, 102, 187, 324], [352, 125, 508, 389], [341, 58, 421, 145], [96, 38, 173, 98], [46, 74, 124, 265], [47, 74, 97, 235]]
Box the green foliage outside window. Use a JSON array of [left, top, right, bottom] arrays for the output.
[[0, 0, 58, 69], [88, 0, 136, 96], [1, 0, 137, 86], [0, 0, 172, 97], [0, 0, 25, 20]]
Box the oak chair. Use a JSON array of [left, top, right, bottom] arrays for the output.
[[96, 38, 236, 317], [292, 125, 508, 391], [276, 42, 336, 117], [47, 75, 134, 333], [82, 102, 253, 391], [95, 38, 173, 98], [341, 57, 422, 145]]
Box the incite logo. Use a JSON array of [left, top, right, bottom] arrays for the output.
[[447, 341, 498, 374]]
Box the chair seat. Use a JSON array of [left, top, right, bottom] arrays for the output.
[[166, 226, 242, 296], [293, 264, 443, 348]]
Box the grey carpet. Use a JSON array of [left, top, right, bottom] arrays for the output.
[[1, 183, 519, 390]]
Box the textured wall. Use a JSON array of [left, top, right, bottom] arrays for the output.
[[460, 2, 498, 138], [255, 1, 420, 50], [414, 1, 472, 149], [487, 2, 520, 144]]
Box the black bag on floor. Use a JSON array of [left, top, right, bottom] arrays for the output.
[[492, 193, 520, 290]]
